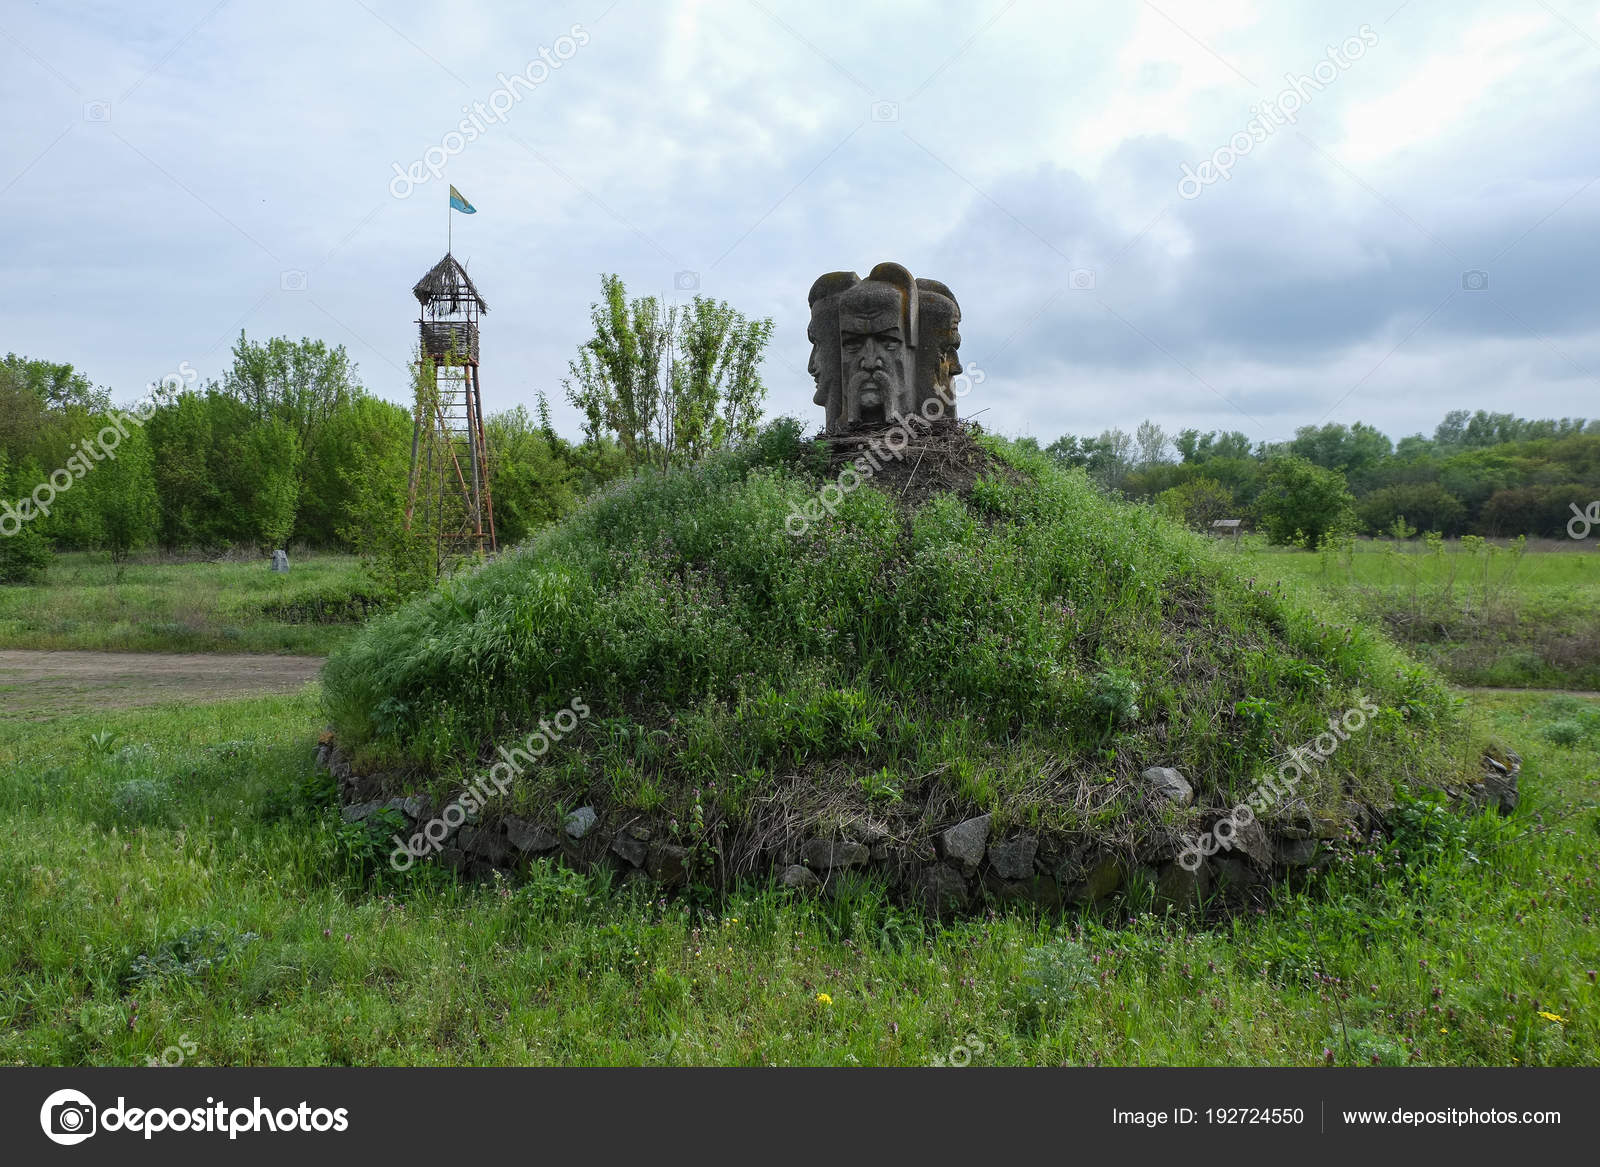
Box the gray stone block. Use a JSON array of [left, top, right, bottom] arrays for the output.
[[939, 815, 991, 874], [986, 835, 1037, 880], [802, 839, 870, 870], [504, 817, 559, 855], [1141, 766, 1193, 806]]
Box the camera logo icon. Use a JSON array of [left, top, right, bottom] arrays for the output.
[[1461, 269, 1489, 292], [83, 101, 111, 122], [870, 101, 899, 122], [40, 1089, 97, 1145], [1069, 268, 1096, 291], [280, 270, 308, 292], [674, 270, 700, 292]]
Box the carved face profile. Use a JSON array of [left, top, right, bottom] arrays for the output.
[[915, 279, 962, 412], [807, 272, 859, 419], [838, 279, 914, 426]]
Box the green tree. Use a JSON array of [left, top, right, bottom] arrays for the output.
[[188, 392, 301, 550], [299, 395, 411, 547], [1289, 421, 1392, 483], [1133, 419, 1171, 468], [669, 295, 775, 464], [485, 404, 579, 545], [1254, 455, 1356, 548], [218, 332, 361, 541], [346, 352, 463, 596], [233, 419, 301, 548], [146, 392, 224, 548], [0, 449, 53, 583], [1356, 482, 1467, 537], [1175, 428, 1254, 463], [220, 332, 361, 463], [1155, 476, 1236, 531], [0, 353, 109, 418], [563, 274, 773, 470], [84, 419, 159, 560], [1480, 484, 1595, 538]]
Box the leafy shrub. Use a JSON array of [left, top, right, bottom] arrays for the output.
[[742, 415, 826, 474], [330, 808, 413, 880], [1386, 789, 1472, 866], [1542, 719, 1586, 747], [0, 522, 52, 583], [1018, 939, 1098, 1022], [122, 924, 258, 989], [257, 765, 337, 822], [1088, 666, 1141, 733], [1357, 482, 1467, 537], [1480, 483, 1595, 539], [1329, 1026, 1408, 1066], [1538, 713, 1600, 747], [110, 778, 174, 827], [83, 729, 121, 758], [1155, 475, 1236, 531]]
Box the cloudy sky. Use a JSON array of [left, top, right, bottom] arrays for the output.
[[4, 0, 1599, 447]]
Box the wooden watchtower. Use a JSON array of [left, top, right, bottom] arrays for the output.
[[406, 253, 496, 558]]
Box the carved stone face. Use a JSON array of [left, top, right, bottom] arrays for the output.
[[940, 306, 963, 383], [839, 291, 913, 426], [912, 283, 962, 416], [810, 265, 963, 434], [807, 272, 860, 423], [807, 305, 829, 407]]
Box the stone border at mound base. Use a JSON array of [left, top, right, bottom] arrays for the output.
[[318, 736, 1522, 916]]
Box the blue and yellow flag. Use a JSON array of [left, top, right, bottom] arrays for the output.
[[449, 185, 476, 214]]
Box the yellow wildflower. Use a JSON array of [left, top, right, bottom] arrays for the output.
[[815, 992, 832, 1005], [1537, 1011, 1566, 1023]]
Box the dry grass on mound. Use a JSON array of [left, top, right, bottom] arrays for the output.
[[818, 418, 1019, 510]]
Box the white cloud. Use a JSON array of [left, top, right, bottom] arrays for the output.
[[0, 0, 1595, 446]]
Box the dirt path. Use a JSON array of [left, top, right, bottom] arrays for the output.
[[0, 650, 325, 718], [0, 651, 1590, 722], [1461, 686, 1600, 699]]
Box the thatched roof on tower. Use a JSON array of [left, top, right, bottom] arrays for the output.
[[412, 253, 488, 313]]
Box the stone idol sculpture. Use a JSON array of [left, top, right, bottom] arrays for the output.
[[808, 263, 963, 435]]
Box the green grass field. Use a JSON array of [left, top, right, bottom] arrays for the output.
[[2, 507, 1597, 1066], [0, 551, 374, 655], [0, 683, 1595, 1066], [1240, 538, 1600, 690]]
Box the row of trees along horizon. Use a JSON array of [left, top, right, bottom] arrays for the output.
[[1035, 414, 1600, 549], [2, 273, 1596, 586]]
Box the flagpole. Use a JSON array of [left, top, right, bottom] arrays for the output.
[[448, 200, 452, 255]]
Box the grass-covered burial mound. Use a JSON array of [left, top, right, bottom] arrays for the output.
[[321, 421, 1495, 912]]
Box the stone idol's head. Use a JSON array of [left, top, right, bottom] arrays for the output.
[[807, 262, 962, 435], [837, 263, 917, 427], [915, 278, 962, 405], [807, 271, 860, 411]]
